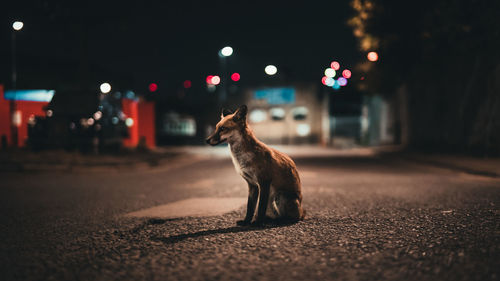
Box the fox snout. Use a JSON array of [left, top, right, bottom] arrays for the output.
[[206, 134, 221, 146]]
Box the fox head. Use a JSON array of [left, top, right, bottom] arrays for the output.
[[206, 105, 248, 146]]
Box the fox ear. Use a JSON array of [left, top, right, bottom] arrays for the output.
[[221, 108, 233, 119], [233, 105, 248, 122]]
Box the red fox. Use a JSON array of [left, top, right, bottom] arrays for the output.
[[206, 105, 305, 225]]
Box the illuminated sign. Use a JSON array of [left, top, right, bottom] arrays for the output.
[[254, 88, 295, 105], [4, 90, 55, 102]]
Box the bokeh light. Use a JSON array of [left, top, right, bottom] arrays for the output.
[[125, 118, 134, 127], [324, 68, 336, 78], [206, 75, 214, 84], [12, 21, 23, 31], [321, 76, 328, 85], [367, 51, 379, 62], [93, 111, 103, 120], [231, 73, 241, 81], [338, 77, 348, 86], [332, 80, 341, 90], [297, 124, 311, 136], [183, 80, 192, 88], [265, 65, 278, 75], [249, 109, 267, 123], [211, 76, 221, 85], [342, 69, 352, 79], [100, 83, 111, 94], [220, 46, 233, 57], [325, 77, 334, 87], [330, 61, 340, 70], [148, 83, 158, 92]]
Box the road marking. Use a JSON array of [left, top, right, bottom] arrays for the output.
[[124, 197, 246, 219]]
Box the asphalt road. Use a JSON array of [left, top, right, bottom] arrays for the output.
[[0, 147, 499, 281]]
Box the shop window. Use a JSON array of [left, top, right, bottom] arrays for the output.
[[292, 106, 308, 120], [249, 109, 267, 123], [270, 107, 286, 121]]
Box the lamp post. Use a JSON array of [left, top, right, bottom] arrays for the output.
[[264, 65, 278, 76], [10, 21, 23, 147], [218, 46, 233, 102], [100, 82, 112, 94]]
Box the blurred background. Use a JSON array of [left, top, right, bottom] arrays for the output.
[[2, 2, 500, 280], [1, 0, 499, 155]]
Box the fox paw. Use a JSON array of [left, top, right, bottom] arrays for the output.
[[250, 220, 265, 227], [236, 219, 251, 226]]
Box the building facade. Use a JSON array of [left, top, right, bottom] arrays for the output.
[[243, 84, 327, 144]]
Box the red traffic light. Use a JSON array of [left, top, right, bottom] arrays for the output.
[[148, 83, 158, 92], [342, 69, 352, 79], [231, 73, 241, 81]]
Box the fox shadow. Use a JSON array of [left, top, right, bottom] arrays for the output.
[[152, 219, 298, 245]]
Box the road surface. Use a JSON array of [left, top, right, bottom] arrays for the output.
[[0, 146, 498, 281]]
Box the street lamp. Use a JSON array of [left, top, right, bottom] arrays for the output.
[[12, 21, 23, 31], [218, 46, 233, 102], [219, 46, 233, 57], [367, 51, 379, 62], [265, 65, 278, 76], [100, 82, 111, 94], [10, 20, 24, 147]]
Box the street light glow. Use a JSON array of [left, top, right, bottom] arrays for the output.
[[125, 118, 134, 127], [12, 21, 24, 31], [93, 111, 103, 120], [211, 76, 221, 85], [338, 77, 348, 86], [332, 80, 341, 90], [148, 83, 158, 92], [330, 61, 340, 70], [367, 51, 379, 62], [342, 69, 352, 79], [325, 77, 334, 87], [321, 76, 328, 85], [324, 68, 336, 78], [220, 46, 233, 57], [231, 73, 241, 81], [265, 65, 277, 75], [100, 83, 111, 94]]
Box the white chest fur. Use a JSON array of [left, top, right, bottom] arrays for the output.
[[229, 145, 243, 175], [228, 144, 258, 184]]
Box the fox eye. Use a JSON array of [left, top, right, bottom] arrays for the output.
[[220, 126, 226, 131]]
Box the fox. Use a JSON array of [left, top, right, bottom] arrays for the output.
[[206, 105, 305, 226]]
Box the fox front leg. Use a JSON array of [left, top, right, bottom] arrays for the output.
[[237, 182, 258, 226], [251, 181, 270, 226]]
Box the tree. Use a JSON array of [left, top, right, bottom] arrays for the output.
[[348, 0, 500, 155]]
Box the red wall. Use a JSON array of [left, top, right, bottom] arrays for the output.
[[121, 98, 139, 147], [0, 85, 49, 147], [0, 85, 11, 146], [138, 100, 156, 148], [121, 98, 156, 148]]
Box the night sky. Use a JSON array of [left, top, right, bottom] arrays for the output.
[[2, 0, 359, 93]]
